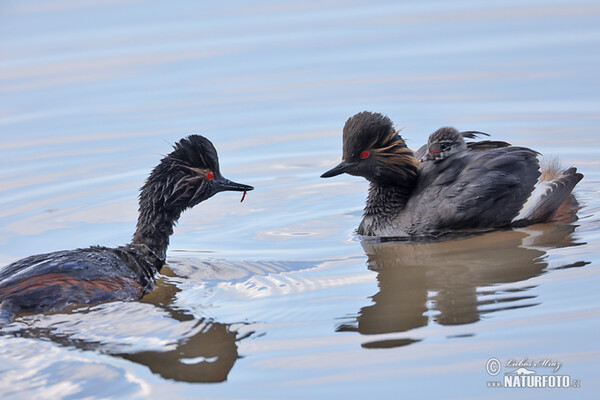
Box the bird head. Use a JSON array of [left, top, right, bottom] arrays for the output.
[[321, 111, 418, 186], [141, 135, 253, 213], [420, 127, 467, 162]]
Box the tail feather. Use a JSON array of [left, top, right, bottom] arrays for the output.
[[512, 167, 583, 225], [551, 193, 582, 223]]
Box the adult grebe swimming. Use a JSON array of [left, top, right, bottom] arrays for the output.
[[0, 135, 253, 324], [321, 111, 583, 237]]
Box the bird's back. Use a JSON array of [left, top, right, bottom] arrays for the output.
[[398, 147, 542, 235], [0, 246, 158, 323]]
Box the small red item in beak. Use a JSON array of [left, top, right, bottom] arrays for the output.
[[240, 190, 247, 202], [431, 148, 441, 154]]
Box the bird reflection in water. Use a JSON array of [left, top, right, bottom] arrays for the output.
[[337, 223, 588, 348], [122, 266, 251, 383], [2, 265, 251, 383]]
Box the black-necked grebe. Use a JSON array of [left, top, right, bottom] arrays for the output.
[[0, 135, 253, 324], [321, 111, 583, 237]]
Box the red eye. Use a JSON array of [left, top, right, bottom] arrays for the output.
[[360, 151, 370, 159], [207, 171, 214, 180]]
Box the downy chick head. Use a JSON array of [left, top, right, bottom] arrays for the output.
[[140, 135, 253, 214], [321, 111, 418, 186], [420, 127, 467, 162]]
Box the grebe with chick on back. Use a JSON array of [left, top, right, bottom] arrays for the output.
[[321, 111, 583, 238]]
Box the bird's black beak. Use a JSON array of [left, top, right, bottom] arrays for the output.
[[214, 177, 254, 192], [419, 153, 433, 162], [320, 161, 357, 178]]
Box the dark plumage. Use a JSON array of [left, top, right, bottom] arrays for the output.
[[321, 111, 583, 237], [0, 135, 253, 324]]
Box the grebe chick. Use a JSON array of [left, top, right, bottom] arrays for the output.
[[417, 127, 511, 162]]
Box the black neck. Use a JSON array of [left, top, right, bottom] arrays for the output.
[[358, 182, 413, 235], [131, 205, 182, 262], [120, 243, 165, 288]]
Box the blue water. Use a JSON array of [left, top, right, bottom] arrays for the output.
[[1, 0, 600, 399]]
